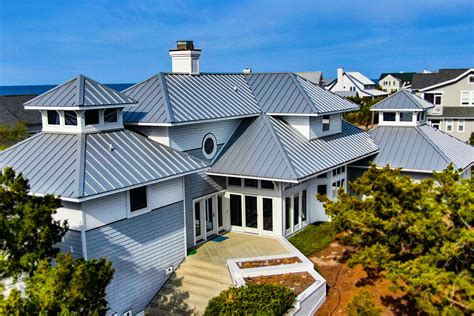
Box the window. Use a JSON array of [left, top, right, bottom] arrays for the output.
[[104, 108, 117, 123], [417, 111, 426, 122], [458, 120, 465, 132], [399, 112, 413, 122], [230, 194, 242, 226], [85, 110, 99, 125], [263, 198, 273, 231], [129, 186, 147, 212], [202, 133, 217, 159], [383, 112, 396, 122], [285, 197, 291, 230], [217, 195, 223, 228], [469, 75, 474, 83], [332, 166, 345, 176], [260, 180, 275, 190], [434, 94, 442, 105], [293, 194, 299, 227], [244, 178, 258, 188], [322, 115, 330, 131], [64, 111, 77, 126], [301, 190, 307, 223], [47, 110, 60, 125], [194, 202, 201, 237], [461, 91, 474, 106], [332, 179, 345, 197], [317, 184, 327, 196], [317, 172, 327, 178], [431, 119, 440, 129], [446, 120, 453, 132], [228, 177, 241, 186]]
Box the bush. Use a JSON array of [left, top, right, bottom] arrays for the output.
[[347, 290, 382, 316], [204, 284, 295, 316], [288, 222, 336, 256]]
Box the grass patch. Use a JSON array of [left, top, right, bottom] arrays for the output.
[[288, 222, 336, 257]]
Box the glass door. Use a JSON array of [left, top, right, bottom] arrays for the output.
[[285, 197, 292, 236], [194, 201, 203, 243], [230, 194, 243, 228], [217, 194, 225, 233], [293, 193, 300, 231], [244, 195, 258, 233], [262, 198, 274, 232], [205, 197, 216, 237]]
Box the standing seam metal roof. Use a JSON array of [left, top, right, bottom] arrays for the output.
[[209, 115, 379, 181], [0, 130, 207, 199], [24, 75, 137, 108], [371, 90, 434, 111]]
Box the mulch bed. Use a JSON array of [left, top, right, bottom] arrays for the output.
[[244, 272, 316, 296], [237, 257, 302, 269]]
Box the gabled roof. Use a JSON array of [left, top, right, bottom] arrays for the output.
[[371, 90, 434, 111], [411, 69, 470, 90], [365, 125, 473, 172], [208, 115, 379, 182], [0, 130, 206, 200], [295, 72, 323, 84], [122, 72, 358, 125], [378, 72, 415, 83], [24, 75, 138, 109], [346, 72, 374, 85]]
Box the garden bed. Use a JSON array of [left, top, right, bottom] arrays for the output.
[[244, 272, 316, 296], [237, 256, 301, 269]]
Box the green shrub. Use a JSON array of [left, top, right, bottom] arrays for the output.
[[347, 290, 382, 316], [204, 284, 295, 316], [288, 222, 336, 256]]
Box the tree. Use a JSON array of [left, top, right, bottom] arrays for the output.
[[1, 253, 114, 314], [0, 167, 114, 313], [343, 96, 385, 130], [0, 122, 28, 150], [0, 167, 67, 278], [347, 290, 382, 316], [319, 165, 473, 314]]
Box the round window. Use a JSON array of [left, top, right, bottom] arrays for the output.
[[202, 133, 217, 159]]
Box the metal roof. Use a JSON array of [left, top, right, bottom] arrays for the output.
[[0, 130, 206, 200], [295, 72, 323, 85], [209, 115, 379, 181], [366, 125, 473, 171], [123, 72, 358, 125], [24, 75, 137, 109], [371, 90, 434, 111], [346, 72, 374, 85]]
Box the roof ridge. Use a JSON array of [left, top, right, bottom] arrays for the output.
[[76, 133, 86, 198], [262, 115, 297, 180], [288, 73, 318, 114], [414, 126, 451, 165], [158, 73, 174, 123], [77, 75, 85, 105]]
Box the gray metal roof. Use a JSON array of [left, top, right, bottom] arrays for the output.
[[371, 89, 434, 111], [366, 125, 473, 171], [24, 75, 137, 109], [295, 72, 323, 85], [123, 72, 358, 124], [209, 115, 379, 181], [0, 130, 206, 199]]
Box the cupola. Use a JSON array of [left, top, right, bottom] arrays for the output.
[[24, 75, 137, 133], [371, 90, 434, 127]]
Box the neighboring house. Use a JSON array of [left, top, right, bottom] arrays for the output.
[[378, 72, 415, 94], [0, 42, 471, 315], [350, 90, 473, 180], [411, 68, 474, 142], [0, 94, 41, 132], [295, 71, 324, 85], [327, 67, 388, 98]]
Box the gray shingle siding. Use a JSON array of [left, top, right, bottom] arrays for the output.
[[86, 202, 185, 314], [57, 229, 82, 259], [184, 144, 224, 164], [310, 114, 342, 139], [184, 170, 225, 248]]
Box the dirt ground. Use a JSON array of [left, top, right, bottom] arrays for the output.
[[311, 242, 416, 316], [245, 271, 316, 296]]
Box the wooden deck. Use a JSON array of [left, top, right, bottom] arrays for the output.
[[147, 232, 290, 315]]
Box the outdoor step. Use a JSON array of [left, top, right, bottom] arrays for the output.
[[148, 300, 199, 316], [167, 273, 231, 291], [175, 265, 231, 283], [155, 286, 211, 309], [161, 280, 224, 302], [180, 257, 230, 272]]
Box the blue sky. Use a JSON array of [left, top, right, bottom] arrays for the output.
[[0, 0, 473, 85]]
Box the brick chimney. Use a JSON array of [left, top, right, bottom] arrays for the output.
[[169, 40, 201, 74]]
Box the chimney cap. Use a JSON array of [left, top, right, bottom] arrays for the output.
[[243, 68, 252, 75], [170, 40, 201, 52]]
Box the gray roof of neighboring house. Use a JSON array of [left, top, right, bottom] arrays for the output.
[[411, 69, 470, 90], [0, 130, 206, 199], [365, 125, 473, 171], [346, 72, 375, 85], [122, 72, 358, 124], [333, 90, 359, 98], [295, 72, 323, 84], [371, 90, 434, 111], [209, 115, 379, 182], [428, 106, 474, 118], [24, 75, 137, 109], [0, 95, 42, 129], [378, 72, 416, 83]]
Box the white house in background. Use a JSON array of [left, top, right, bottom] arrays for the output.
[[378, 72, 415, 94], [327, 67, 388, 98], [411, 68, 474, 142], [0, 42, 472, 315]]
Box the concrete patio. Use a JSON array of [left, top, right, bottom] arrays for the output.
[[146, 232, 291, 315]]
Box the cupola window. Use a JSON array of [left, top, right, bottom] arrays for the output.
[[85, 110, 100, 125], [104, 109, 118, 123], [399, 112, 413, 122], [64, 111, 78, 126], [383, 112, 396, 122], [47, 110, 60, 125]]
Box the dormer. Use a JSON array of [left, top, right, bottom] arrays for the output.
[[371, 90, 434, 127], [283, 113, 343, 140], [24, 75, 137, 133]]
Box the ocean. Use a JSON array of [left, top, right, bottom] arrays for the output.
[[0, 83, 134, 96]]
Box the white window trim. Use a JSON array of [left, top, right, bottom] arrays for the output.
[[460, 91, 474, 106], [468, 74, 474, 84], [445, 119, 453, 133], [202, 133, 218, 159], [126, 186, 151, 218], [457, 119, 465, 132]]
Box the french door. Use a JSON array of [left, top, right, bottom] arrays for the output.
[[285, 190, 307, 236], [194, 193, 225, 244], [229, 193, 274, 235]]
